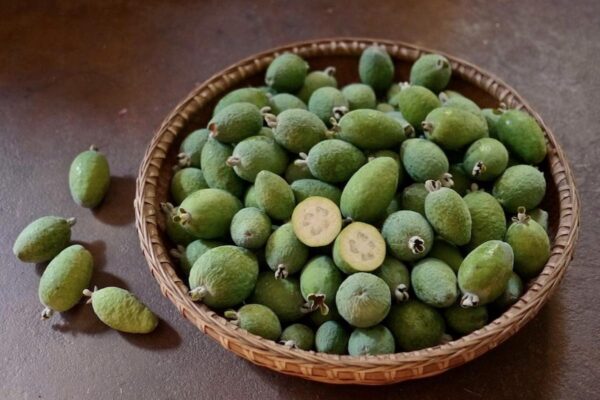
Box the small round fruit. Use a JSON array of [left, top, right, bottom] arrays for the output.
[[348, 325, 395, 356], [230, 207, 272, 249], [308, 87, 349, 125], [424, 181, 472, 246], [292, 197, 342, 247], [224, 304, 281, 341], [265, 223, 309, 279], [409, 54, 452, 93], [497, 109, 547, 164], [315, 320, 349, 355], [333, 222, 386, 274], [463, 138, 509, 182], [296, 139, 366, 183], [335, 273, 391, 328], [411, 258, 458, 308], [250, 272, 305, 323], [279, 323, 314, 350], [299, 256, 343, 315], [492, 165, 546, 213], [381, 210, 434, 262], [69, 146, 110, 208], [505, 207, 551, 279], [297, 67, 338, 103], [227, 135, 289, 182], [342, 83, 377, 110], [170, 168, 208, 204], [265, 53, 309, 93], [254, 170, 296, 221], [13, 216, 75, 263], [386, 300, 445, 351], [444, 305, 488, 335], [208, 102, 263, 143]]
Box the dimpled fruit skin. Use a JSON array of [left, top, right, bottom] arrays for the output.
[[444, 305, 488, 335], [231, 136, 289, 182], [493, 165, 546, 213], [291, 179, 341, 205], [458, 240, 514, 305], [401, 139, 449, 182], [394, 85, 441, 128], [336, 273, 391, 328], [189, 245, 258, 309], [269, 93, 307, 115], [230, 207, 271, 249], [91, 287, 158, 334], [209, 102, 263, 143], [340, 157, 399, 223], [69, 149, 110, 208], [250, 272, 305, 323], [285, 162, 314, 184], [386, 300, 445, 351], [265, 53, 308, 93], [463, 138, 509, 182], [374, 256, 410, 296], [178, 188, 242, 239], [424, 107, 488, 151], [179, 129, 209, 168], [337, 109, 406, 150], [359, 45, 394, 93], [382, 210, 434, 262], [39, 245, 93, 312], [497, 109, 547, 164], [315, 320, 349, 354], [179, 239, 223, 275], [300, 256, 343, 306], [425, 187, 472, 246], [201, 138, 245, 197], [409, 54, 452, 93], [297, 70, 338, 103], [273, 109, 328, 154], [428, 238, 463, 273], [308, 87, 348, 124], [492, 272, 524, 310], [265, 223, 309, 276], [342, 83, 377, 110], [236, 304, 282, 341], [280, 323, 315, 350], [348, 325, 395, 356], [213, 88, 270, 115], [254, 171, 295, 221], [505, 218, 550, 279], [464, 190, 507, 250], [411, 258, 458, 308], [306, 139, 366, 183], [170, 168, 208, 204], [13, 216, 73, 263], [400, 183, 428, 216]]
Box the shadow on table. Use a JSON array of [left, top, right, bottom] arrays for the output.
[[92, 175, 136, 226], [120, 318, 182, 350]]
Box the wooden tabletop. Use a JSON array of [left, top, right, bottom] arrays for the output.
[[1, 1, 598, 399]]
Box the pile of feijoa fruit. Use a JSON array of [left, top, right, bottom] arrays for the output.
[[164, 45, 551, 355]]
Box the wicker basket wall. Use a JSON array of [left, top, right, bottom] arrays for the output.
[[134, 38, 580, 385]]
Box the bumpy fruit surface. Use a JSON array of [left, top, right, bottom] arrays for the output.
[[13, 216, 75, 263]]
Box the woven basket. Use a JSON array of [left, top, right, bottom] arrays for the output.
[[134, 38, 580, 385]]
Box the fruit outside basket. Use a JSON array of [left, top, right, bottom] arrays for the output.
[[134, 38, 580, 385]]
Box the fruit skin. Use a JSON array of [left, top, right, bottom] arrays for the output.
[[333, 222, 386, 274], [280, 323, 314, 350], [335, 273, 391, 328], [230, 207, 271, 249], [189, 245, 258, 309], [174, 239, 223, 275], [386, 111, 416, 139], [309, 303, 343, 327], [359, 45, 395, 93], [87, 287, 158, 334], [300, 256, 343, 309], [69, 147, 110, 208], [265, 53, 308, 93], [270, 109, 328, 154], [374, 256, 411, 302], [268, 93, 307, 115], [382, 210, 434, 262], [297, 68, 338, 103], [449, 164, 471, 196], [529, 208, 549, 233], [492, 272, 524, 310], [440, 94, 484, 120], [423, 107, 488, 151], [162, 204, 197, 245], [386, 83, 402, 101], [463, 190, 507, 250], [39, 245, 93, 314], [13, 216, 75, 263], [208, 102, 263, 144], [290, 179, 341, 205], [348, 325, 395, 356], [425, 186, 472, 246], [179, 129, 209, 168], [315, 320, 349, 354], [463, 138, 509, 182], [409, 54, 452, 93], [336, 109, 406, 150], [176, 188, 242, 239], [226, 304, 281, 341], [301, 139, 366, 183], [285, 162, 313, 183], [250, 272, 305, 323], [244, 185, 258, 208], [401, 138, 449, 182], [497, 109, 547, 164], [428, 238, 463, 273], [482, 108, 502, 139], [505, 212, 551, 279], [458, 240, 514, 306], [229, 135, 289, 182], [265, 223, 309, 278], [342, 83, 377, 110], [400, 183, 428, 216], [443, 305, 488, 335], [386, 300, 445, 351], [493, 165, 546, 213], [411, 258, 458, 308], [376, 103, 395, 113], [200, 138, 245, 197], [392, 85, 441, 129], [340, 157, 399, 223], [170, 168, 208, 204], [254, 170, 296, 221], [213, 87, 270, 115], [308, 87, 349, 125]]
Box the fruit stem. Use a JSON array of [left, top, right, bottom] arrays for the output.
[[223, 310, 239, 325], [512, 206, 530, 224], [440, 333, 453, 344], [177, 152, 191, 168], [280, 340, 297, 348], [263, 113, 278, 129], [399, 82, 410, 90], [328, 118, 341, 135], [226, 156, 241, 167], [394, 283, 410, 302], [438, 91, 449, 104], [301, 293, 329, 315], [460, 293, 480, 308], [174, 208, 191, 225], [408, 236, 425, 254], [82, 286, 97, 304], [160, 202, 175, 215], [189, 286, 207, 302], [324, 66, 336, 77], [66, 217, 77, 227], [293, 152, 308, 167], [437, 59, 450, 70], [403, 123, 416, 138], [208, 122, 219, 138], [332, 106, 348, 121], [274, 264, 288, 280], [469, 183, 480, 193], [472, 161, 486, 177], [440, 172, 454, 188], [260, 106, 272, 115], [169, 245, 185, 260], [89, 145, 98, 152], [41, 307, 54, 320], [421, 121, 434, 133], [425, 180, 442, 193]]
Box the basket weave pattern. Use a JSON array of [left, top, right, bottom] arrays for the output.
[[134, 38, 580, 384]]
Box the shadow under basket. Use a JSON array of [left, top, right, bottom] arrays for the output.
[[134, 38, 580, 385]]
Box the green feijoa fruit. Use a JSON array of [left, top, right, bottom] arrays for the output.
[[297, 67, 338, 103], [208, 102, 263, 143], [267, 108, 328, 154], [280, 323, 314, 350], [227, 135, 289, 182], [175, 189, 242, 239], [401, 138, 449, 183], [529, 208, 549, 233], [255, 170, 295, 221], [258, 126, 275, 139], [423, 107, 488, 151], [265, 223, 309, 279], [13, 216, 75, 263], [225, 304, 281, 341], [376, 103, 395, 113], [392, 84, 441, 129], [84, 287, 158, 334], [458, 240, 514, 307], [411, 258, 458, 308], [178, 129, 209, 168], [161, 203, 196, 245], [374, 256, 411, 302], [385, 196, 401, 217], [386, 300, 445, 351], [505, 208, 551, 279], [463, 138, 509, 181], [424, 181, 472, 246], [428, 238, 463, 273], [492, 272, 524, 310], [315, 320, 349, 354], [296, 139, 366, 183], [285, 162, 313, 184], [309, 303, 342, 326], [382, 210, 434, 262], [230, 207, 272, 249], [441, 90, 465, 99], [386, 83, 402, 101], [39, 245, 93, 319], [410, 54, 452, 93], [170, 239, 223, 275], [358, 45, 395, 93], [464, 189, 507, 250], [400, 183, 428, 216], [308, 87, 349, 125], [482, 108, 503, 139], [340, 157, 399, 223], [170, 168, 208, 204], [292, 197, 342, 247], [265, 53, 309, 93], [333, 222, 386, 274], [497, 109, 547, 164], [69, 146, 110, 208], [336, 273, 391, 328], [443, 305, 488, 335], [342, 83, 377, 110], [290, 179, 341, 205], [348, 325, 395, 356], [268, 93, 307, 115], [200, 138, 245, 197], [448, 164, 471, 196], [300, 256, 343, 315], [367, 150, 401, 171], [213, 87, 270, 115], [250, 272, 305, 323], [492, 165, 546, 213], [440, 93, 484, 118], [335, 109, 406, 150], [189, 245, 258, 308], [386, 111, 416, 138], [244, 185, 258, 208]]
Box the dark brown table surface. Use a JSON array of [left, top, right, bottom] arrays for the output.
[[1, 1, 598, 399]]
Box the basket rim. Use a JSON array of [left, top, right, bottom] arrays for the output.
[[134, 37, 580, 384]]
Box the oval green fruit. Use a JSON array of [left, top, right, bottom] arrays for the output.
[[213, 88, 269, 115], [392, 84, 440, 129], [463, 138, 509, 182], [268, 108, 328, 154], [284, 162, 313, 184], [342, 83, 377, 110], [491, 271, 524, 310], [300, 256, 343, 315], [428, 238, 463, 273], [255, 170, 295, 221], [424, 183, 472, 246], [230, 207, 271, 249], [290, 179, 341, 205], [208, 102, 263, 143], [170, 167, 208, 204], [400, 183, 428, 216], [382, 210, 434, 262], [297, 67, 338, 103], [250, 272, 305, 323], [308, 87, 349, 125], [443, 304, 488, 335], [336, 109, 406, 150], [411, 258, 458, 308], [297, 139, 366, 183], [69, 146, 110, 208], [497, 109, 547, 164], [227, 135, 289, 182], [463, 189, 507, 250], [315, 320, 349, 354], [401, 138, 449, 183], [178, 129, 209, 168], [265, 223, 309, 279], [265, 53, 308, 93], [374, 256, 411, 302], [409, 54, 452, 93], [268, 93, 307, 115], [13, 216, 75, 263], [386, 300, 445, 351], [358, 45, 395, 93], [492, 165, 546, 213], [280, 323, 314, 350], [200, 137, 245, 197], [505, 208, 551, 279], [225, 304, 281, 341], [348, 325, 395, 356], [171, 239, 223, 275], [335, 273, 391, 328], [244, 185, 258, 208], [423, 107, 488, 151]]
